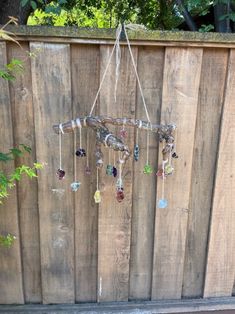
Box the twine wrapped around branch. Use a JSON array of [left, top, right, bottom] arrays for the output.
[[53, 116, 176, 166]]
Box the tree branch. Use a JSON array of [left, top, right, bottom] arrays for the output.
[[53, 116, 176, 164], [175, 0, 198, 31]]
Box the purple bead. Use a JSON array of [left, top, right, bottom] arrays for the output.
[[112, 166, 117, 177], [76, 148, 86, 157], [56, 169, 65, 180], [85, 166, 91, 175]]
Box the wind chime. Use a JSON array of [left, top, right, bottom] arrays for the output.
[[53, 24, 178, 208]]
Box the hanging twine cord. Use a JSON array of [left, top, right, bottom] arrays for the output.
[[114, 27, 121, 102], [96, 167, 99, 190], [59, 123, 64, 169], [74, 130, 77, 181], [123, 24, 151, 125], [86, 129, 89, 167], [89, 24, 152, 126], [89, 26, 122, 116], [162, 159, 168, 200], [146, 129, 150, 165]]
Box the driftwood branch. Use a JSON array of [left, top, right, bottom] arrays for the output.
[[53, 116, 176, 164]]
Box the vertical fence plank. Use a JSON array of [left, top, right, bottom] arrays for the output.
[[97, 46, 137, 302], [8, 42, 42, 303], [204, 49, 235, 298], [71, 44, 99, 302], [30, 43, 74, 304], [0, 42, 24, 304], [129, 47, 164, 300], [151, 47, 203, 300], [182, 48, 228, 298]]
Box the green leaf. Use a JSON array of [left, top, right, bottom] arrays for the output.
[[0, 153, 12, 162], [20, 144, 32, 153], [9, 148, 23, 157], [30, 0, 37, 10], [34, 162, 43, 170], [20, 0, 29, 7]]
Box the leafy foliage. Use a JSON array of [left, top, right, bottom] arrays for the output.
[[0, 234, 16, 248], [0, 145, 43, 247], [0, 58, 24, 81], [19, 0, 235, 32]]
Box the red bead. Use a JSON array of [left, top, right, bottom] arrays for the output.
[[116, 188, 125, 202], [120, 129, 127, 138], [56, 169, 65, 180]]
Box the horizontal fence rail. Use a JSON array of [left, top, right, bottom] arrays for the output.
[[0, 27, 235, 304]]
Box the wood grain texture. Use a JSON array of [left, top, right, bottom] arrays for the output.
[[0, 42, 24, 304], [71, 44, 99, 302], [151, 47, 203, 300], [30, 42, 75, 304], [182, 48, 228, 298], [97, 45, 137, 302], [129, 47, 164, 300], [204, 49, 235, 298], [8, 42, 42, 303]]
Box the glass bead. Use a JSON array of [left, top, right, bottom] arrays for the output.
[[94, 190, 101, 203], [112, 166, 117, 178], [76, 148, 86, 157], [158, 199, 168, 208], [165, 164, 174, 175], [56, 169, 65, 180], [70, 181, 81, 192], [116, 178, 123, 189], [134, 144, 139, 161], [106, 164, 113, 176], [156, 168, 164, 177], [172, 152, 178, 159], [85, 166, 91, 175], [143, 164, 153, 174], [120, 129, 127, 138], [116, 188, 125, 202]]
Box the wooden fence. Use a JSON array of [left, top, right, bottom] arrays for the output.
[[0, 26, 235, 305]]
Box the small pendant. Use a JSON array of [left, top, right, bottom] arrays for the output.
[[70, 181, 81, 192], [134, 144, 139, 161], [85, 166, 91, 175], [56, 169, 65, 180], [116, 178, 123, 189], [158, 199, 168, 208], [116, 187, 125, 203], [112, 166, 117, 177], [120, 129, 128, 138], [106, 164, 113, 176], [165, 164, 174, 175], [156, 168, 164, 177], [143, 164, 153, 174], [76, 148, 86, 157], [94, 190, 101, 203]]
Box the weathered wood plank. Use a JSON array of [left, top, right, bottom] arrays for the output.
[[97, 45, 137, 302], [182, 48, 228, 298], [71, 44, 99, 302], [151, 47, 203, 300], [0, 42, 24, 304], [129, 46, 164, 300], [204, 49, 235, 298], [30, 42, 75, 303], [8, 42, 42, 303]]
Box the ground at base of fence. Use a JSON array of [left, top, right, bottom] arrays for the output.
[[0, 297, 235, 314]]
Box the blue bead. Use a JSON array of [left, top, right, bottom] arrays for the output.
[[70, 181, 81, 192], [158, 199, 168, 208]]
